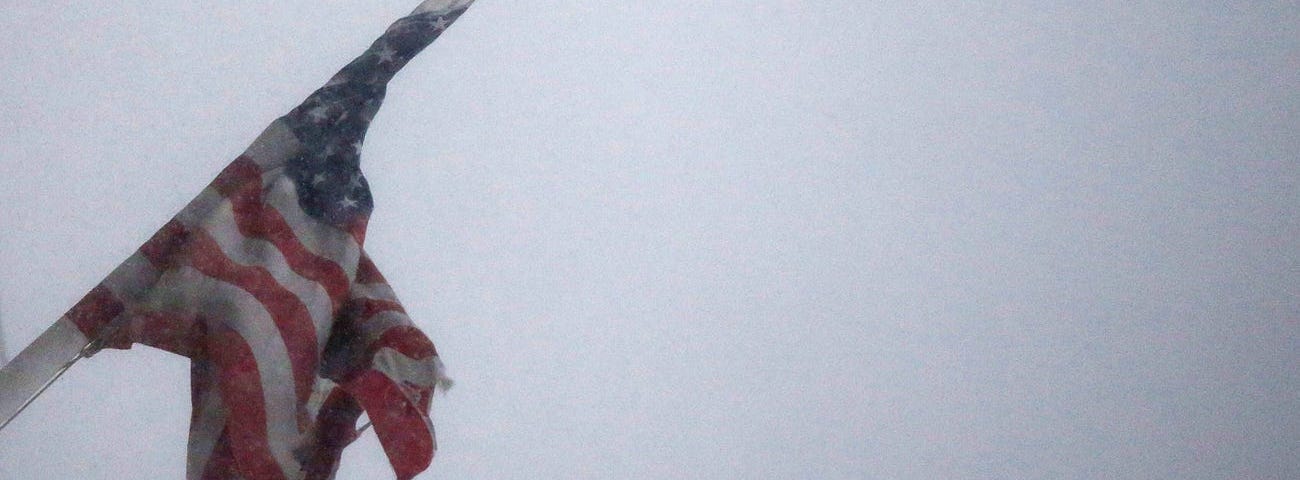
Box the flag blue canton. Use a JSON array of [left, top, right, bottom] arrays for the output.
[[284, 6, 469, 227]]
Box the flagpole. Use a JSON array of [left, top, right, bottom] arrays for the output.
[[0, 315, 122, 434], [0, 337, 99, 433]]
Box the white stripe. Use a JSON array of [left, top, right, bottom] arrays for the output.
[[306, 377, 341, 423], [136, 265, 205, 315], [352, 310, 453, 392], [350, 281, 397, 304], [101, 252, 161, 303], [357, 310, 411, 345], [198, 201, 335, 346], [174, 186, 226, 230], [433, 356, 453, 393], [372, 347, 437, 391], [241, 119, 300, 171]]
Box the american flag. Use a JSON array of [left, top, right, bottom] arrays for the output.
[[28, 1, 474, 478]]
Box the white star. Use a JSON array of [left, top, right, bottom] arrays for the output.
[[434, 16, 450, 31], [376, 44, 397, 64], [307, 105, 330, 123], [339, 196, 359, 209], [312, 173, 329, 185], [348, 174, 364, 189], [351, 140, 364, 152]]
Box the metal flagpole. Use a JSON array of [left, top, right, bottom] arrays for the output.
[[0, 316, 121, 434], [0, 337, 100, 432]]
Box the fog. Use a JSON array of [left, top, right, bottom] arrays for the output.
[[0, 1, 1296, 478]]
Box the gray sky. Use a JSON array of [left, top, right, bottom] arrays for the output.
[[1, 1, 1297, 478]]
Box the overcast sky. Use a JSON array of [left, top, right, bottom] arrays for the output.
[[0, 1, 1297, 479]]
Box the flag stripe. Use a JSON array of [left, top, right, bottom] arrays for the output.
[[371, 350, 439, 410], [355, 254, 384, 285], [373, 326, 438, 361], [140, 219, 193, 270], [355, 311, 411, 341], [353, 298, 406, 322], [348, 281, 397, 304], [346, 215, 369, 246], [66, 285, 124, 338], [211, 156, 262, 197], [101, 252, 163, 303], [240, 120, 300, 171], [128, 310, 203, 357]]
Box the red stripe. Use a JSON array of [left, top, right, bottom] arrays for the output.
[[66, 285, 124, 339], [354, 298, 406, 321], [139, 219, 190, 270], [347, 215, 369, 246], [127, 310, 204, 358], [223, 163, 351, 309], [211, 156, 261, 196], [345, 371, 434, 480], [372, 325, 438, 361], [187, 230, 319, 404], [356, 253, 384, 285], [207, 327, 286, 480]]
